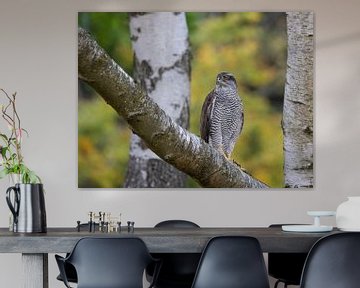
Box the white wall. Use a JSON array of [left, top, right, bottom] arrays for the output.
[[0, 0, 360, 287]]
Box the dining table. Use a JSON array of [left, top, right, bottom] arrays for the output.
[[0, 226, 340, 288]]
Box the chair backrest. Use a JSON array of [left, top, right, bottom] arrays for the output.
[[67, 237, 154, 288], [300, 232, 360, 288], [191, 236, 270, 288], [155, 220, 200, 228], [150, 220, 201, 287]]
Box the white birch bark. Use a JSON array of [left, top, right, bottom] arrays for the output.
[[283, 12, 314, 188], [125, 12, 190, 188]]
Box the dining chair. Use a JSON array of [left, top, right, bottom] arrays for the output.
[[55, 237, 161, 288], [268, 224, 308, 288], [300, 232, 360, 288], [191, 236, 270, 288], [56, 223, 99, 284], [147, 220, 201, 288]]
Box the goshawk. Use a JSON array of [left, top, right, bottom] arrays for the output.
[[200, 72, 244, 159]]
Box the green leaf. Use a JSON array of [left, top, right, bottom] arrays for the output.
[[10, 153, 17, 161], [0, 146, 8, 158], [28, 171, 40, 184], [0, 133, 8, 142], [21, 128, 29, 137], [0, 168, 9, 179], [12, 164, 19, 172], [18, 164, 41, 184]]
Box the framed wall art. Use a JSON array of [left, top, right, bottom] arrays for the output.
[[78, 12, 314, 189]]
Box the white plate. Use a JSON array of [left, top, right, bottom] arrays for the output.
[[282, 225, 333, 232], [307, 211, 336, 217]]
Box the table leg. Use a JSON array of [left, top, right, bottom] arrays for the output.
[[22, 253, 48, 288]]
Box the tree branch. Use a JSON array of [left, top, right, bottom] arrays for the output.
[[78, 27, 268, 188]]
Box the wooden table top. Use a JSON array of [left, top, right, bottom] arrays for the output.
[[0, 227, 340, 254]]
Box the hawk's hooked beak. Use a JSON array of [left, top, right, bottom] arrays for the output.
[[217, 78, 227, 87]]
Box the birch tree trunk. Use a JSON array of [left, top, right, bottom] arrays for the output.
[[78, 28, 268, 188], [125, 12, 190, 188], [283, 12, 314, 188]]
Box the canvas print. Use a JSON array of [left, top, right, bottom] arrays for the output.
[[78, 12, 314, 188]]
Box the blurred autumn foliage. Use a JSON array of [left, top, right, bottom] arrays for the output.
[[78, 12, 286, 188]]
